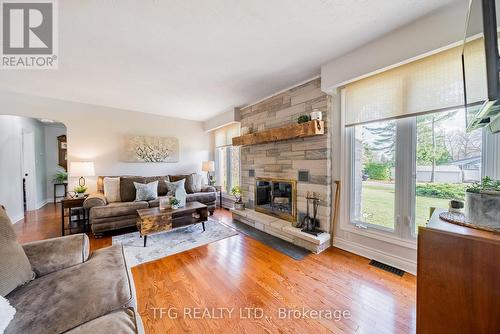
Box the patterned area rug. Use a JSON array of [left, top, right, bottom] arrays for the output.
[[112, 219, 238, 267]]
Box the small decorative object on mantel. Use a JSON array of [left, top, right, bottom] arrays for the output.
[[240, 126, 251, 136], [309, 109, 323, 121], [297, 114, 310, 124], [231, 185, 245, 210], [300, 191, 322, 236]]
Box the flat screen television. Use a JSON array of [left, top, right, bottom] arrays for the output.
[[463, 0, 500, 132]]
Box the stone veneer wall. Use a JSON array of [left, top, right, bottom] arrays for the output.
[[239, 78, 332, 232]]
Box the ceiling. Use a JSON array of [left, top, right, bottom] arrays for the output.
[[0, 0, 458, 121]]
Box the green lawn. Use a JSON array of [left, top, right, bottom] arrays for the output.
[[361, 182, 449, 231]]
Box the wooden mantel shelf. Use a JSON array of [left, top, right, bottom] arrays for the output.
[[232, 120, 324, 146]]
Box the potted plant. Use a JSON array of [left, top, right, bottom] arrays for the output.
[[73, 185, 87, 198], [52, 171, 68, 184], [297, 115, 310, 124], [170, 198, 180, 209], [231, 185, 244, 210], [465, 176, 500, 229]]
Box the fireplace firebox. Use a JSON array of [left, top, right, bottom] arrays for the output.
[[255, 177, 297, 222]]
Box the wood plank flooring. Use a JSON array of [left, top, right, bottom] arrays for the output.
[[13, 204, 416, 333]]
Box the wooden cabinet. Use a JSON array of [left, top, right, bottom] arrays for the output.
[[417, 209, 500, 333]]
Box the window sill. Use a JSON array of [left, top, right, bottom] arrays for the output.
[[340, 223, 417, 250]]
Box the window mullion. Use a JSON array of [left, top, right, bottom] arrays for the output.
[[394, 118, 416, 240]]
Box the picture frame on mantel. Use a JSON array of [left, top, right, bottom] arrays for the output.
[[120, 134, 180, 162]]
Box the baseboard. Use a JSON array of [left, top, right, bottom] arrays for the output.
[[333, 237, 417, 275], [12, 214, 25, 224], [35, 199, 49, 210]]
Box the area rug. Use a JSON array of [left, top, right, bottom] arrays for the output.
[[112, 219, 238, 267]]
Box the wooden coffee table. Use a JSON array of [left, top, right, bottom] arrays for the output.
[[136, 201, 208, 247]]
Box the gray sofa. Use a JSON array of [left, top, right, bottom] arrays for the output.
[[84, 175, 216, 235], [1, 206, 143, 334]]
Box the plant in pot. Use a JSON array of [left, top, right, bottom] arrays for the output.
[[73, 185, 87, 198], [231, 185, 244, 210], [465, 176, 500, 229], [297, 115, 310, 124], [170, 198, 181, 209], [53, 171, 68, 184]]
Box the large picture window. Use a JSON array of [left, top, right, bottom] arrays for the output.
[[213, 123, 240, 194], [347, 107, 482, 238], [215, 145, 240, 193]]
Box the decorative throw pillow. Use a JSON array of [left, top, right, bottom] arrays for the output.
[[169, 174, 195, 193], [165, 179, 187, 207], [0, 206, 35, 297], [164, 181, 178, 196], [0, 296, 16, 333], [103, 177, 121, 203], [191, 174, 203, 193], [133, 181, 158, 201]]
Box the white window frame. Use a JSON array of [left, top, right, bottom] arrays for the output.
[[341, 87, 497, 247], [340, 89, 418, 248]]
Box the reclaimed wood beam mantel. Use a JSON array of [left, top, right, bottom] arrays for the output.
[[232, 120, 324, 146]]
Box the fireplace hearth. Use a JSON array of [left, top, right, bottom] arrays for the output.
[[255, 177, 297, 222]]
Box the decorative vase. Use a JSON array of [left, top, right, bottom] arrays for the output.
[[234, 202, 245, 210], [172, 204, 179, 210], [310, 109, 322, 121], [75, 192, 85, 198], [465, 192, 500, 230]]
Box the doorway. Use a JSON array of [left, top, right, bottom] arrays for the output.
[[22, 130, 37, 211]]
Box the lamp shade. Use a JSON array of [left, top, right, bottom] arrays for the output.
[[201, 161, 215, 172], [70, 162, 95, 177]]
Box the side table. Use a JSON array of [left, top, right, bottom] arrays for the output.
[[53, 183, 68, 203], [214, 185, 223, 209], [61, 196, 88, 236]]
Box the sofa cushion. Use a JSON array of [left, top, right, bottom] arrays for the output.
[[103, 177, 121, 203], [134, 181, 158, 201], [64, 308, 139, 334], [169, 174, 196, 193], [144, 176, 169, 196], [186, 192, 216, 204], [90, 201, 148, 219], [120, 177, 146, 202], [191, 174, 203, 193], [5, 245, 134, 334], [0, 206, 34, 297], [0, 296, 16, 333]]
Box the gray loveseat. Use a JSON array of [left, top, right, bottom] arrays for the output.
[[1, 206, 143, 334], [84, 175, 216, 235]]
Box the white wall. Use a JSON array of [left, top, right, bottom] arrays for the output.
[[44, 124, 67, 202], [0, 115, 47, 222], [0, 91, 210, 198], [321, 0, 470, 92], [202, 108, 240, 132]]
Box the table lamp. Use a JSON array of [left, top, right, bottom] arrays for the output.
[[70, 162, 95, 186], [202, 161, 215, 185]]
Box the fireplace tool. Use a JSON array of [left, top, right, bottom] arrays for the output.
[[301, 192, 322, 236]]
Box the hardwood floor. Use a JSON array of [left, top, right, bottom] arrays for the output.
[[13, 204, 416, 333]]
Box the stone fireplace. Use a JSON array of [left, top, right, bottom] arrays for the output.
[[232, 78, 332, 254], [255, 177, 297, 222]]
